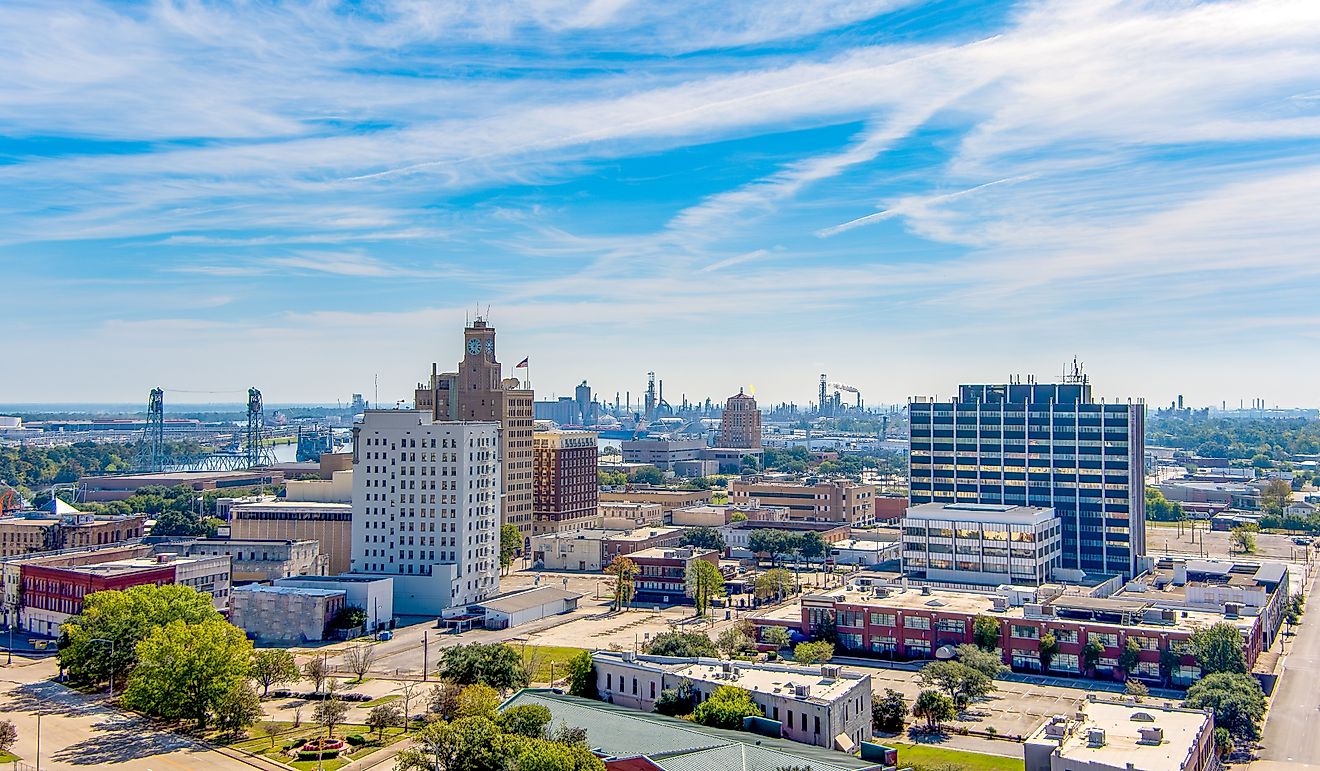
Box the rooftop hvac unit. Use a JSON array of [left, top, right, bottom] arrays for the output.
[[1087, 728, 1106, 747], [1137, 726, 1164, 745], [722, 661, 734, 674], [821, 665, 841, 679], [794, 684, 811, 698]]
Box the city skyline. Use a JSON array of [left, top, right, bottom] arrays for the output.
[[3, 0, 1319, 405]]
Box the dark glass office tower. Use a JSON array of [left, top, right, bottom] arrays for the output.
[[908, 380, 1145, 577]]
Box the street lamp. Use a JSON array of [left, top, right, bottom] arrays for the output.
[[89, 638, 115, 697]]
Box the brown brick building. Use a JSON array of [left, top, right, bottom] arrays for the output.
[[718, 390, 761, 449], [730, 478, 877, 526], [533, 430, 599, 535]]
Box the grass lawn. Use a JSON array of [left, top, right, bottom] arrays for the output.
[[362, 693, 401, 707], [0, 751, 20, 763], [512, 644, 587, 683], [890, 742, 1024, 771], [229, 722, 409, 770]]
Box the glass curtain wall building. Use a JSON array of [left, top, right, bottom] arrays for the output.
[[908, 381, 1145, 577]]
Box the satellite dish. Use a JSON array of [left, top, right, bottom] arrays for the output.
[[935, 645, 957, 660]]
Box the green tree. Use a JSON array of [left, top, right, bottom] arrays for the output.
[[1125, 679, 1149, 699], [1260, 478, 1292, 516], [654, 680, 694, 717], [564, 650, 597, 699], [603, 556, 640, 612], [1118, 638, 1142, 678], [438, 643, 530, 691], [455, 684, 502, 719], [213, 681, 263, 737], [872, 689, 908, 732], [797, 531, 827, 568], [714, 627, 752, 658], [398, 716, 517, 771], [1231, 524, 1258, 554], [368, 702, 403, 739], [59, 583, 221, 688], [1082, 639, 1104, 676], [1145, 487, 1185, 522], [1037, 633, 1059, 673], [1184, 672, 1266, 740], [753, 568, 794, 601], [685, 559, 726, 617], [794, 640, 835, 665], [747, 529, 791, 566], [972, 616, 1000, 652], [918, 661, 993, 706], [500, 704, 552, 739], [514, 740, 606, 771], [954, 644, 1005, 679], [644, 631, 718, 658], [500, 524, 523, 575], [1191, 622, 1248, 675], [679, 527, 726, 552], [1213, 727, 1235, 758], [329, 605, 367, 631], [250, 649, 300, 697], [120, 617, 253, 728], [761, 626, 793, 650], [598, 470, 628, 487], [691, 685, 764, 729], [313, 696, 350, 739], [912, 690, 957, 731], [628, 467, 664, 485]]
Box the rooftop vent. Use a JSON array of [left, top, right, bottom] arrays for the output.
[[794, 684, 811, 698], [1130, 712, 1155, 722], [1137, 726, 1164, 745]]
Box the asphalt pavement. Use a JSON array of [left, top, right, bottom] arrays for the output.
[[1257, 568, 1320, 768]]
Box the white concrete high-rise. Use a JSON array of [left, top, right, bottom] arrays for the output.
[[350, 409, 500, 614]]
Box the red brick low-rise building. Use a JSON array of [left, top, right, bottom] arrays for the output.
[[630, 546, 720, 605], [764, 585, 1262, 687]]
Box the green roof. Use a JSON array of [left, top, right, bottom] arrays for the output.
[[501, 690, 879, 771]]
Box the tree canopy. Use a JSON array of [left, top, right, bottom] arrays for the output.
[[1184, 672, 1266, 740], [679, 527, 726, 552], [438, 643, 530, 691], [1191, 622, 1248, 675], [685, 559, 726, 617], [120, 617, 253, 727], [59, 583, 221, 687], [912, 690, 957, 731], [691, 685, 763, 729], [644, 631, 718, 658]]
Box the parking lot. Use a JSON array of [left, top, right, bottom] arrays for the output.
[[1145, 521, 1315, 563]]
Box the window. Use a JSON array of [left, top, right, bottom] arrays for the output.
[[1011, 624, 1039, 640], [1053, 629, 1078, 644], [937, 619, 965, 634], [903, 616, 930, 630], [1092, 632, 1118, 648]]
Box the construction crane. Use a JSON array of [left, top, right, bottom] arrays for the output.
[[830, 383, 864, 410], [0, 482, 24, 516]]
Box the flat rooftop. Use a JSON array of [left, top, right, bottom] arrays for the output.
[[905, 501, 1055, 523], [230, 500, 351, 509], [1033, 699, 1211, 771], [803, 586, 1257, 635], [629, 546, 715, 561], [233, 584, 345, 598], [59, 555, 216, 576], [83, 470, 278, 483], [479, 587, 582, 614], [673, 660, 864, 704]]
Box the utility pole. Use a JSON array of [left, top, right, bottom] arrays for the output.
[[422, 631, 428, 680]]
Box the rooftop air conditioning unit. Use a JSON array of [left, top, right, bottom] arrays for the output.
[[1087, 728, 1106, 747], [794, 684, 811, 697]]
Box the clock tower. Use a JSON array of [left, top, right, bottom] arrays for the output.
[[415, 317, 535, 546]]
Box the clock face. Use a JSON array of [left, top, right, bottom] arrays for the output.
[[467, 338, 483, 356], [485, 339, 494, 354]]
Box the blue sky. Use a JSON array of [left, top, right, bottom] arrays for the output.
[[2, 0, 1319, 409]]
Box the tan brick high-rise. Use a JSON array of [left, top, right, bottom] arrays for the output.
[[718, 389, 761, 449], [416, 318, 535, 547]]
